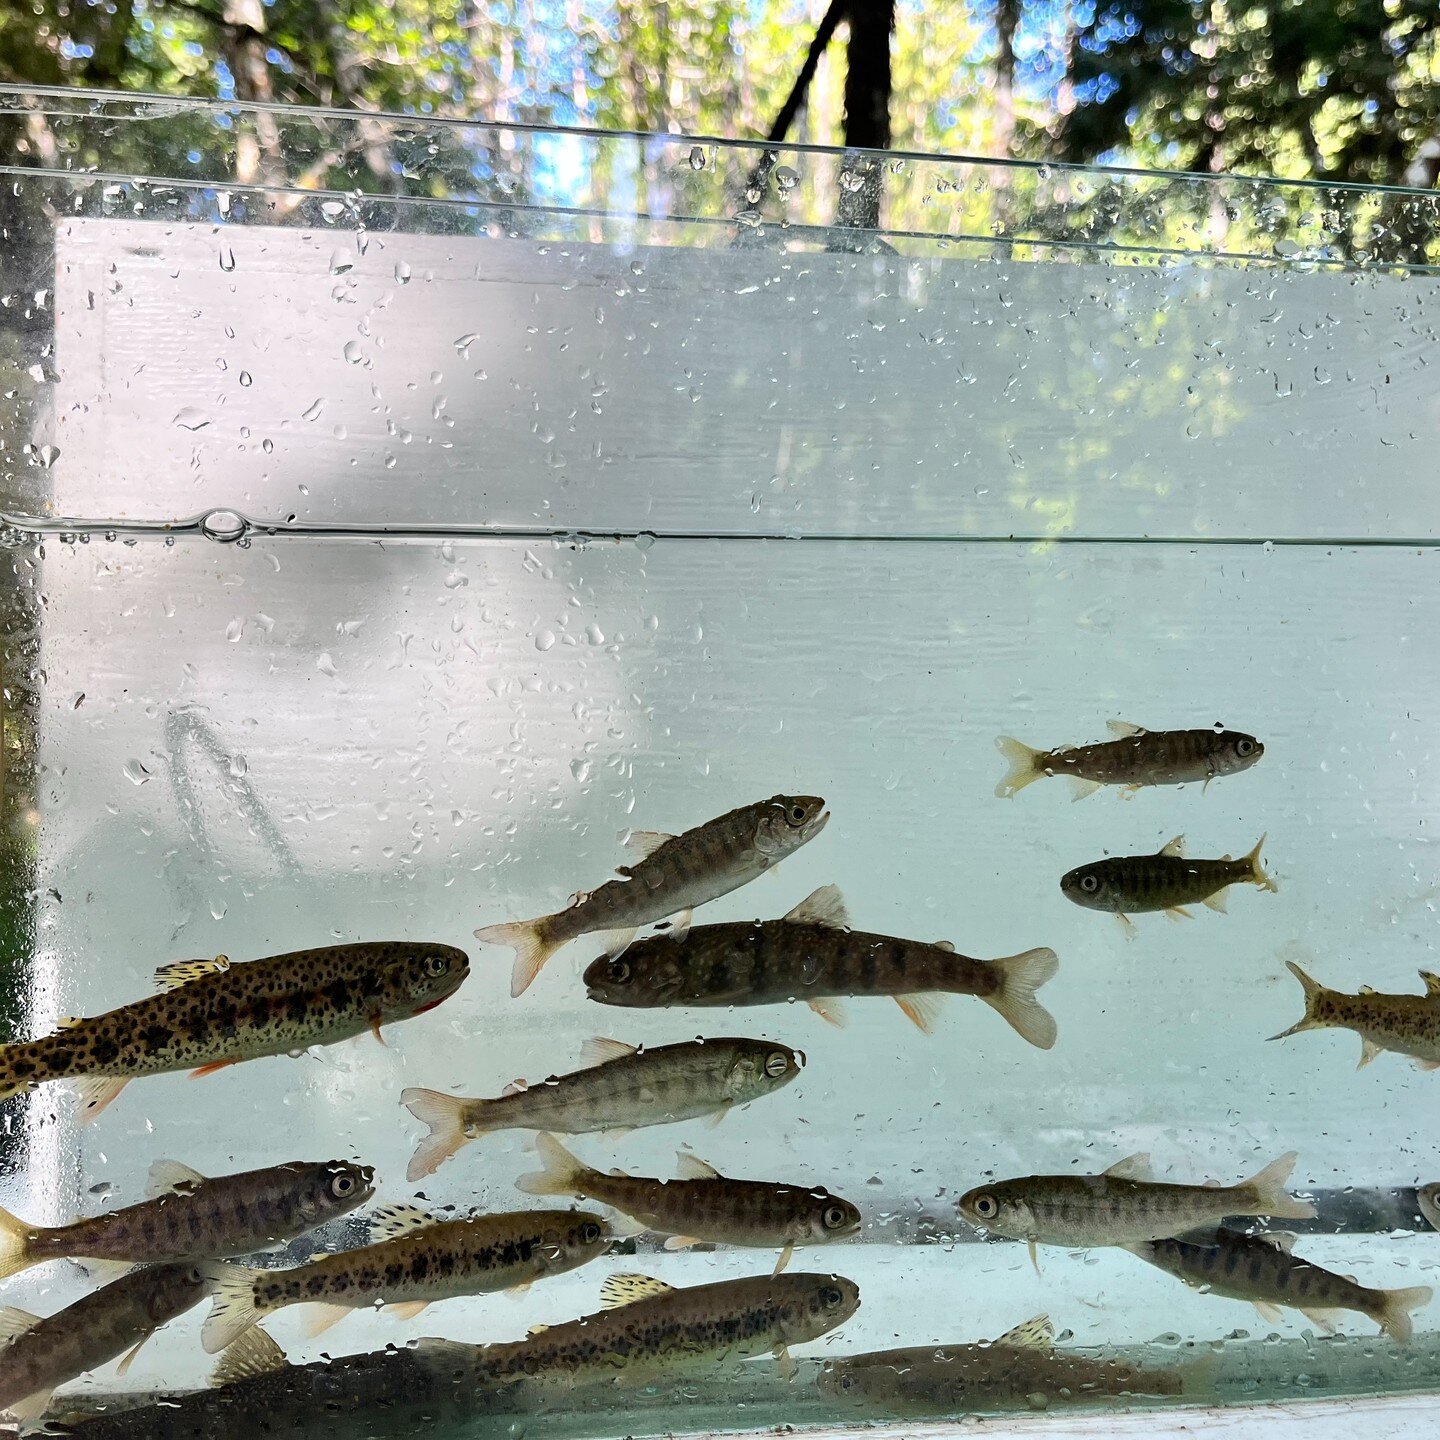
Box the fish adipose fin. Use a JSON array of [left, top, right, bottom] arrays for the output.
[[1420, 970, 1440, 999], [1269, 962, 1333, 1042], [402, 1088, 479, 1182], [980, 947, 1059, 1050], [1159, 835, 1185, 858], [1376, 1285, 1433, 1341], [474, 917, 563, 998], [994, 736, 1046, 798], [201, 1264, 264, 1354], [516, 1134, 589, 1197], [1241, 1151, 1314, 1221], [212, 1328, 289, 1387]]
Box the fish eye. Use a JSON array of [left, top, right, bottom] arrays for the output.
[[424, 954, 450, 976], [580, 1222, 602, 1244], [608, 959, 632, 984], [819, 1285, 844, 1307], [840, 1373, 855, 1392], [765, 1050, 791, 1077], [331, 1173, 355, 1197], [972, 1193, 999, 1219], [1080, 875, 1100, 893], [789, 804, 807, 823], [822, 1204, 849, 1230], [1235, 738, 1255, 756]]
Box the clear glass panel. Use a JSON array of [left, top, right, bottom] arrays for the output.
[[1, 87, 1438, 1438]]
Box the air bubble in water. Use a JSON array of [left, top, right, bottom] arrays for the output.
[[199, 509, 248, 543]]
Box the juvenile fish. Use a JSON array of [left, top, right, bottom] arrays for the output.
[[402, 1034, 803, 1181], [517, 1132, 860, 1270], [1270, 962, 1440, 1070], [997, 722, 1263, 800], [1420, 1182, 1440, 1232], [583, 884, 1059, 1047], [0, 1158, 372, 1282], [0, 1262, 211, 1422], [475, 794, 828, 996], [958, 1151, 1314, 1263], [818, 1314, 1191, 1415], [1060, 834, 1275, 923], [0, 943, 469, 1121], [201, 1206, 608, 1352], [1130, 1229, 1431, 1339], [49, 1272, 861, 1438]]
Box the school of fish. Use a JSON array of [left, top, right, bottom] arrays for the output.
[[2, 735, 1436, 1431]]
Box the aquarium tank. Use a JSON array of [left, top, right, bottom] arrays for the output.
[[0, 84, 1439, 1439]]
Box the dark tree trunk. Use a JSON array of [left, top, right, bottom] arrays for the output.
[[836, 0, 894, 233], [994, 0, 1020, 158]]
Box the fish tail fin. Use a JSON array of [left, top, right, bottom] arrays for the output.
[[516, 1133, 588, 1197], [1246, 833, 1278, 892], [402, 1087, 480, 1182], [474, 917, 562, 998], [0, 1208, 38, 1281], [982, 947, 1059, 1050], [1375, 1284, 1432, 1341], [201, 1263, 264, 1355], [1269, 962, 1332, 1041], [1242, 1151, 1315, 1221], [994, 736, 1046, 799]]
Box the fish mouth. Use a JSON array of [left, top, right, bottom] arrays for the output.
[[804, 809, 831, 842]]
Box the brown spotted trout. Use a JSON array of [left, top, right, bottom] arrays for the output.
[[583, 884, 1059, 1047], [997, 722, 1263, 800], [517, 1133, 860, 1271], [0, 1262, 212, 1422], [39, 1271, 860, 1438], [1271, 962, 1440, 1070], [403, 1035, 803, 1181], [0, 942, 469, 1121], [0, 1158, 373, 1280], [475, 794, 828, 996], [201, 1206, 610, 1352]]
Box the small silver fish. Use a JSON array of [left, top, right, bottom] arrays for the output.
[[475, 794, 828, 996]]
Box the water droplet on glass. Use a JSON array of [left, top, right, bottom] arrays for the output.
[[839, 169, 864, 193], [238, 370, 252, 387], [394, 261, 412, 285], [200, 509, 248, 543], [775, 166, 799, 191], [36, 444, 59, 467], [122, 759, 151, 786], [585, 623, 605, 645], [629, 260, 644, 277], [570, 759, 592, 783], [301, 397, 324, 422], [343, 340, 364, 365], [229, 754, 248, 778], [320, 200, 346, 221], [1037, 163, 1053, 181], [688, 146, 707, 171], [218, 247, 236, 272], [634, 531, 655, 551], [535, 629, 556, 652], [172, 406, 211, 431], [316, 652, 338, 676], [225, 618, 243, 643], [261, 438, 274, 454], [443, 571, 468, 589]]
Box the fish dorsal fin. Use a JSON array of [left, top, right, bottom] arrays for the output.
[[369, 1203, 439, 1243], [56, 1015, 86, 1030], [414, 1337, 477, 1367], [622, 831, 674, 864], [1359, 984, 1379, 996], [502, 1079, 529, 1097], [996, 1313, 1054, 1348], [1107, 721, 1147, 739], [600, 1273, 676, 1309], [1159, 836, 1185, 858], [1258, 1232, 1297, 1253], [674, 1153, 722, 1182], [0, 1306, 41, 1344], [783, 885, 849, 929], [154, 955, 231, 990], [212, 1327, 289, 1387], [581, 1037, 638, 1068], [934, 940, 956, 953], [147, 1159, 208, 1199], [1420, 971, 1440, 997], [1103, 1153, 1153, 1181]]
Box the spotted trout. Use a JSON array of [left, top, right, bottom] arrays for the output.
[[0, 942, 469, 1121], [583, 884, 1059, 1047], [1130, 1229, 1431, 1339], [1270, 962, 1440, 1070], [958, 1152, 1314, 1265], [517, 1132, 860, 1270], [1060, 834, 1276, 924], [476, 794, 829, 996], [997, 722, 1263, 800], [403, 1035, 803, 1181], [202, 1206, 609, 1352], [0, 1262, 212, 1422], [0, 1158, 372, 1281]]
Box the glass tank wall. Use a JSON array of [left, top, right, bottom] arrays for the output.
[[1, 86, 1440, 1437]]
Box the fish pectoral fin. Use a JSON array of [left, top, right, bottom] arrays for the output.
[[600, 1273, 675, 1309], [773, 1242, 794, 1275], [77, 1257, 135, 1282], [601, 927, 639, 960], [212, 1328, 289, 1387], [598, 1126, 634, 1142], [783, 885, 850, 929], [154, 955, 231, 990], [1416, 1058, 1440, 1072], [1107, 720, 1148, 739], [388, 1300, 431, 1320], [674, 1152, 722, 1182], [662, 1235, 702, 1251], [1027, 1240, 1041, 1276], [1103, 1152, 1154, 1181], [995, 1314, 1055, 1349], [895, 993, 945, 1035], [115, 1334, 151, 1378], [1159, 835, 1186, 858], [607, 1212, 649, 1238], [368, 1203, 439, 1243], [1165, 906, 1194, 921], [703, 1103, 733, 1129], [191, 1060, 240, 1080], [580, 1036, 639, 1067], [772, 1343, 798, 1380], [1202, 888, 1230, 914], [621, 830, 675, 864], [506, 1283, 532, 1300], [1359, 984, 1378, 995], [1067, 777, 1102, 802], [1299, 1307, 1342, 1334], [1358, 1037, 1383, 1070], [301, 1302, 353, 1339], [147, 1158, 207, 1199], [669, 908, 694, 942], [75, 1075, 129, 1123], [7, 1386, 56, 1423], [1252, 1301, 1285, 1325], [1117, 914, 1137, 936], [808, 996, 849, 1028]]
